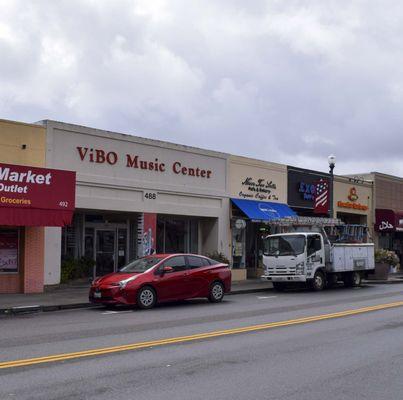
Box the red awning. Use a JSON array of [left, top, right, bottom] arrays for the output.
[[0, 208, 73, 227], [0, 163, 76, 227]]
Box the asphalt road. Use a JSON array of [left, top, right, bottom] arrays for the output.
[[1, 284, 403, 400]]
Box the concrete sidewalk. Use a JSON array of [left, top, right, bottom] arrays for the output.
[[2, 275, 403, 315], [0, 279, 275, 315]]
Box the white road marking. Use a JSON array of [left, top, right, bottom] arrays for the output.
[[101, 310, 133, 315], [257, 296, 277, 299]]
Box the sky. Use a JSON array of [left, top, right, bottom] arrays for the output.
[[1, 0, 403, 176]]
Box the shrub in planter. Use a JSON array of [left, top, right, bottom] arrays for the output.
[[371, 249, 400, 280], [205, 251, 230, 265], [375, 249, 399, 266], [61, 257, 95, 283]]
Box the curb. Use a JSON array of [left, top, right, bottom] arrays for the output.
[[0, 286, 274, 315], [2, 280, 402, 316]]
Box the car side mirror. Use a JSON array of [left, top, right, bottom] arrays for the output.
[[161, 266, 174, 275]]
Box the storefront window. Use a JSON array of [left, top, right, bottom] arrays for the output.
[[157, 216, 199, 254], [0, 229, 19, 273]]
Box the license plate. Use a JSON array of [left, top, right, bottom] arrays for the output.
[[94, 292, 101, 298]]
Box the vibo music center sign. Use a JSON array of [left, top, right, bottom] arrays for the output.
[[76, 146, 213, 179]]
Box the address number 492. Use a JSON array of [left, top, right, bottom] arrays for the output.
[[59, 201, 69, 208]]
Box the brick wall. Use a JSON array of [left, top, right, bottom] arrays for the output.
[[23, 227, 45, 293], [0, 274, 20, 293]]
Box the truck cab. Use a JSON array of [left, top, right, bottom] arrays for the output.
[[262, 232, 326, 291]]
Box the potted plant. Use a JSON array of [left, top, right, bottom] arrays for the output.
[[372, 249, 399, 279]]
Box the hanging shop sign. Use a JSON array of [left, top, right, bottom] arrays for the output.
[[0, 163, 76, 227]]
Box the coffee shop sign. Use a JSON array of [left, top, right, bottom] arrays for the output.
[[239, 177, 279, 201]]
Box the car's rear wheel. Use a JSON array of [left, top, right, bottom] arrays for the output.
[[137, 286, 157, 309], [209, 281, 224, 303]]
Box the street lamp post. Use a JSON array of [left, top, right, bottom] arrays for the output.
[[328, 154, 336, 218]]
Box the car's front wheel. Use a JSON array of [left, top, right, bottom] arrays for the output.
[[208, 281, 224, 303], [137, 286, 157, 309]]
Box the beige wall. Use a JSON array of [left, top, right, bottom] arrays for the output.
[[373, 174, 403, 211], [333, 177, 373, 233], [334, 178, 373, 216], [0, 119, 46, 167], [43, 120, 231, 258], [229, 156, 287, 203]]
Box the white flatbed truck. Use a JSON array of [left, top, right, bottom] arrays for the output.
[[261, 230, 375, 291]]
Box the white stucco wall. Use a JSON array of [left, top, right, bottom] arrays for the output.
[[44, 227, 61, 285], [43, 120, 231, 259]]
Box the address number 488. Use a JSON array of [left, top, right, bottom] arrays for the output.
[[144, 192, 157, 200]]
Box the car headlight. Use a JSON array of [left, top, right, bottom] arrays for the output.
[[118, 275, 139, 289], [295, 262, 305, 274]]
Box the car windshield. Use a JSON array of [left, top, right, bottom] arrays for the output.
[[119, 257, 162, 273], [264, 235, 306, 256]]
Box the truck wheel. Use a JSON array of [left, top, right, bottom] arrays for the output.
[[272, 282, 286, 292], [344, 272, 361, 287], [311, 271, 325, 291]]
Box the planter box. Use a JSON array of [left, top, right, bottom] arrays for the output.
[[369, 262, 390, 280]]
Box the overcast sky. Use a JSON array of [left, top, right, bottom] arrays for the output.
[[1, 0, 403, 176]]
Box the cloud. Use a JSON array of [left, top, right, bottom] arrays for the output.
[[1, 0, 403, 176]]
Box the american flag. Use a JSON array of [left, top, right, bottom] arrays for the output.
[[314, 179, 329, 214]]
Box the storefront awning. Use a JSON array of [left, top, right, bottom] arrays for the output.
[[231, 198, 296, 222], [0, 163, 76, 227], [0, 208, 73, 227]]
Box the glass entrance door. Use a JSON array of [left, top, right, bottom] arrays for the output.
[[95, 229, 116, 277]]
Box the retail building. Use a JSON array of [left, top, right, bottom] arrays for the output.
[[229, 156, 294, 280], [42, 120, 230, 280], [364, 172, 403, 262], [0, 119, 75, 293]]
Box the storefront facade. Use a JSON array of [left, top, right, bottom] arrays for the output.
[[229, 156, 290, 280], [368, 173, 403, 263], [42, 120, 230, 280], [333, 176, 373, 225], [0, 119, 76, 293]]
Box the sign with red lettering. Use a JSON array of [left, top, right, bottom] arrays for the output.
[[76, 147, 213, 179], [0, 163, 76, 227]]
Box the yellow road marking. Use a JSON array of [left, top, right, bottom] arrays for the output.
[[1, 300, 403, 370]]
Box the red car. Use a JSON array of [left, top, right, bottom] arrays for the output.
[[89, 254, 231, 309]]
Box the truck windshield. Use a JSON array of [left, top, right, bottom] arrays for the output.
[[264, 235, 306, 256]]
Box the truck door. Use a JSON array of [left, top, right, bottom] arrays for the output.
[[307, 235, 323, 273]]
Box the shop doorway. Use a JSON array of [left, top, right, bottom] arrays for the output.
[[94, 226, 128, 277]]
